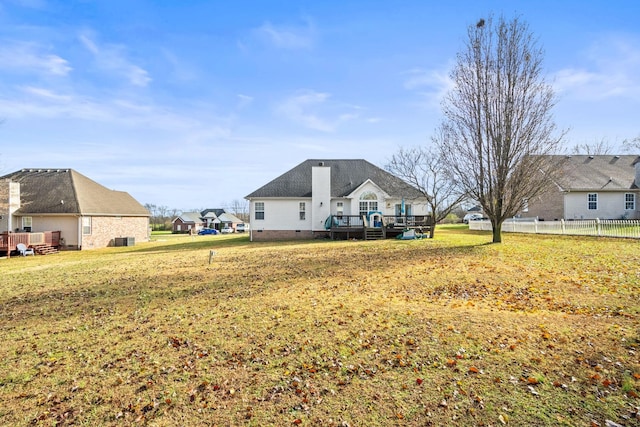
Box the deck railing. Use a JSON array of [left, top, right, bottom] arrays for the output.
[[327, 215, 431, 229], [0, 231, 61, 256]]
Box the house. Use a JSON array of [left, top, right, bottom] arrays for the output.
[[245, 159, 431, 241], [217, 212, 243, 232], [0, 168, 150, 250], [523, 155, 640, 220], [171, 211, 206, 233], [171, 209, 244, 233]]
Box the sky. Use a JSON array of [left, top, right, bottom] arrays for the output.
[[0, 0, 639, 211]]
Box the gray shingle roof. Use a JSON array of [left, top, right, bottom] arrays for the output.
[[176, 212, 204, 223], [246, 159, 424, 199], [1, 168, 149, 216], [554, 155, 640, 191]]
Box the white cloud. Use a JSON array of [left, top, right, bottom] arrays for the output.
[[552, 34, 640, 100], [236, 94, 254, 109], [276, 89, 360, 132], [253, 19, 316, 50], [0, 42, 71, 76], [402, 67, 454, 107], [78, 32, 151, 87], [20, 86, 72, 102]]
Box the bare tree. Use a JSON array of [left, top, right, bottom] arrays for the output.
[[226, 199, 249, 222], [571, 139, 614, 155], [436, 15, 566, 243], [622, 135, 640, 153], [387, 146, 466, 237]]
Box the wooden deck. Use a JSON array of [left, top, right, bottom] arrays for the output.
[[326, 215, 431, 240], [0, 231, 61, 257]]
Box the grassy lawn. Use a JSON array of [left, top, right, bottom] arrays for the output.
[[1, 229, 639, 426]]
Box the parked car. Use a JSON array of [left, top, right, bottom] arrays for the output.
[[198, 228, 218, 235], [236, 223, 245, 233], [220, 227, 234, 234], [463, 213, 483, 224]]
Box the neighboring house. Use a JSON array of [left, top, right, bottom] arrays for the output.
[[218, 212, 243, 231], [172, 212, 206, 233], [201, 208, 225, 229], [522, 155, 640, 220], [0, 168, 150, 250], [171, 209, 243, 233], [245, 159, 430, 241]]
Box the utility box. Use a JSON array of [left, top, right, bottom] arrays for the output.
[[114, 237, 135, 247]]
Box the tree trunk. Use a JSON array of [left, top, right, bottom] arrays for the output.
[[492, 221, 502, 243], [429, 216, 436, 238]]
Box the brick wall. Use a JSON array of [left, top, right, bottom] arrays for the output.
[[526, 190, 565, 221], [81, 216, 149, 249]]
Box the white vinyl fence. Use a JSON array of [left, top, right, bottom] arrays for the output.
[[469, 218, 640, 239]]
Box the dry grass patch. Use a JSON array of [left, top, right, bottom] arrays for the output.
[[1, 230, 639, 426]]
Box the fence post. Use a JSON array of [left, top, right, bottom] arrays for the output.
[[534, 218, 538, 234], [596, 218, 601, 236], [561, 219, 565, 235]]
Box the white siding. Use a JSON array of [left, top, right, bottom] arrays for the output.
[[565, 192, 631, 220], [250, 199, 313, 232], [312, 166, 331, 231]]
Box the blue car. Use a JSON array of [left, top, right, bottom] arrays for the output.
[[198, 228, 218, 235]]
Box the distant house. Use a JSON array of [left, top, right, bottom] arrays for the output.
[[245, 159, 430, 241], [522, 155, 640, 220], [218, 212, 243, 231], [0, 168, 150, 250], [172, 212, 206, 233], [171, 209, 244, 233]]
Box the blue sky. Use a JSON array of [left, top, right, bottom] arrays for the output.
[[1, 0, 639, 211]]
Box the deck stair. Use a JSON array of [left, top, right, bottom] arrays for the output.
[[33, 244, 59, 255], [364, 228, 385, 240]]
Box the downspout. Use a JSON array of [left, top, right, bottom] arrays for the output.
[[77, 215, 82, 250]]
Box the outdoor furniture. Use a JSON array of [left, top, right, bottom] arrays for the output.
[[16, 243, 35, 256]]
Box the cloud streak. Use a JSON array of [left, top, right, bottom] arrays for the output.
[[275, 89, 360, 132], [552, 34, 640, 100], [253, 19, 316, 50], [0, 42, 71, 76], [79, 32, 151, 87]]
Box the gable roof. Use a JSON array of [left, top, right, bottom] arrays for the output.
[[218, 212, 242, 223], [201, 208, 225, 217], [173, 211, 203, 223], [0, 168, 149, 216], [553, 155, 640, 191], [246, 159, 424, 199]]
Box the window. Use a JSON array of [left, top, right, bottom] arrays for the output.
[[299, 202, 306, 220], [395, 203, 412, 216], [255, 202, 265, 220], [336, 202, 343, 217], [359, 192, 378, 216], [82, 216, 92, 235], [625, 193, 636, 210], [588, 193, 598, 210], [22, 217, 32, 230]]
